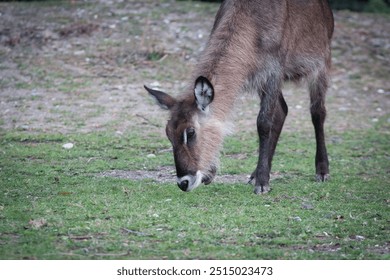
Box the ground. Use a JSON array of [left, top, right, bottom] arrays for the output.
[[0, 0, 389, 260], [1, 0, 389, 182], [1, 1, 389, 135]]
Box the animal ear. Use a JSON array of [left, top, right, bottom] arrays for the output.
[[144, 85, 177, 110], [194, 76, 214, 112]]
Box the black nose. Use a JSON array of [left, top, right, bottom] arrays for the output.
[[178, 180, 189, 191]]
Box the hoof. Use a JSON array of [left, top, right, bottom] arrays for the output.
[[316, 173, 329, 182], [247, 172, 256, 185], [254, 185, 271, 194]]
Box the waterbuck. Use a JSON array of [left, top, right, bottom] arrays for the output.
[[144, 0, 334, 194]]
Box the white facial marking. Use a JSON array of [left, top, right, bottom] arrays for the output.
[[177, 171, 203, 192], [183, 129, 187, 145], [191, 171, 203, 191]]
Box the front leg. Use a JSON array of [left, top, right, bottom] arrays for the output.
[[252, 74, 286, 194]]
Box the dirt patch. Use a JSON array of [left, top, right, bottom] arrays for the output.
[[99, 167, 176, 184], [366, 242, 390, 255], [310, 243, 342, 253], [99, 167, 250, 185], [0, 1, 389, 136]]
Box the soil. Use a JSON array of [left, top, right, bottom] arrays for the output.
[[1, 0, 389, 183], [100, 166, 250, 185]]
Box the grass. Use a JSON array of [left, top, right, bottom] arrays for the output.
[[0, 122, 389, 260], [365, 0, 390, 14], [0, 0, 388, 261]]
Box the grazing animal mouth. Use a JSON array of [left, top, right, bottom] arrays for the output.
[[177, 168, 216, 192], [202, 176, 212, 185]]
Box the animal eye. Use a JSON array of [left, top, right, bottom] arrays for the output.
[[186, 127, 195, 139]]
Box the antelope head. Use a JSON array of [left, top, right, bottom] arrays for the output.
[[144, 76, 224, 192]]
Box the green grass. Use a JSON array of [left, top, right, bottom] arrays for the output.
[[365, 0, 390, 13], [0, 122, 389, 260], [1, 0, 388, 261]]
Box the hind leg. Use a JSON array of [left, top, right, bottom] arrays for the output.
[[309, 71, 329, 181]]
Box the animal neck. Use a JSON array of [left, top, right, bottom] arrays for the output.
[[192, 11, 259, 122]]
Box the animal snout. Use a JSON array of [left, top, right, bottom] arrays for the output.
[[177, 171, 203, 192], [177, 180, 189, 191]]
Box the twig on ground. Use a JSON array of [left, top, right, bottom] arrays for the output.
[[121, 228, 151, 237]]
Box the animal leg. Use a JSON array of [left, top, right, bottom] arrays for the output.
[[250, 74, 286, 194], [309, 71, 329, 181], [267, 94, 288, 166]]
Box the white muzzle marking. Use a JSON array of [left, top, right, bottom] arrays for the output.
[[177, 171, 203, 192]]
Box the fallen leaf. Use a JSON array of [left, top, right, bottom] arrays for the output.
[[301, 202, 315, 210], [350, 235, 365, 241], [335, 215, 344, 221], [28, 218, 47, 229], [121, 228, 151, 237], [69, 235, 92, 241], [58, 191, 72, 196], [62, 143, 74, 149], [292, 216, 302, 222]]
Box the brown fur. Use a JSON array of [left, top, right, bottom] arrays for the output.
[[145, 0, 334, 193]]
